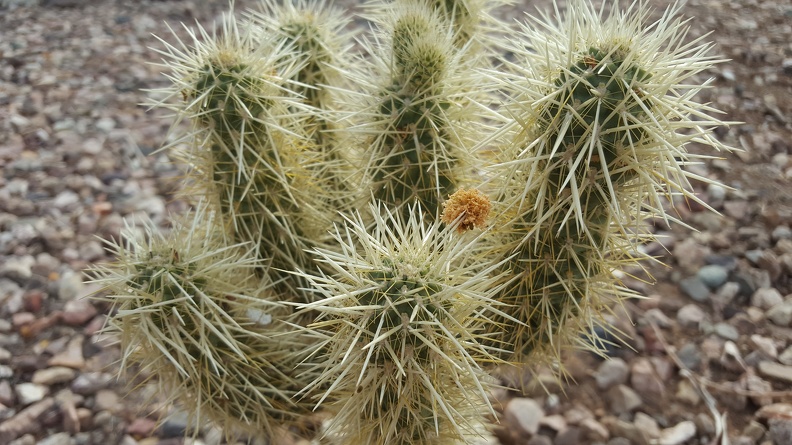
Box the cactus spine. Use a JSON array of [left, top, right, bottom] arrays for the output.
[[352, 1, 481, 221], [248, 0, 357, 209], [295, 203, 502, 445], [484, 0, 729, 363], [90, 203, 314, 440]]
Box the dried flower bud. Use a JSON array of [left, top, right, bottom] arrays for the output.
[[441, 188, 491, 233]]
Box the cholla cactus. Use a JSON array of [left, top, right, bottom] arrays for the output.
[[90, 0, 734, 442], [350, 0, 488, 222], [246, 0, 357, 207], [89, 203, 316, 440], [294, 202, 504, 445], [483, 0, 730, 363], [151, 11, 332, 302]]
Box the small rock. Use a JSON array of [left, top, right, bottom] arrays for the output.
[[697, 265, 729, 289], [750, 335, 778, 359], [0, 380, 15, 406], [14, 383, 49, 406], [36, 432, 72, 445], [745, 372, 774, 406], [0, 366, 13, 379], [677, 304, 707, 329], [595, 358, 630, 390], [779, 346, 792, 365], [48, 336, 85, 370], [656, 421, 696, 445], [713, 282, 740, 307], [676, 342, 702, 371], [752, 288, 783, 310], [58, 391, 80, 434], [94, 390, 120, 412], [743, 420, 767, 442], [633, 412, 661, 439], [713, 322, 739, 341], [0, 398, 56, 443], [643, 308, 672, 328], [539, 414, 566, 432], [70, 373, 113, 395], [31, 367, 77, 385], [673, 239, 711, 270], [57, 271, 84, 301], [563, 405, 594, 425], [61, 300, 97, 326], [773, 225, 792, 241], [126, 417, 157, 439], [606, 385, 642, 414], [767, 300, 792, 327], [679, 276, 710, 302], [504, 398, 544, 436], [631, 358, 664, 396], [675, 379, 701, 406], [757, 403, 792, 421], [554, 426, 582, 445], [580, 417, 609, 442], [758, 361, 792, 384], [769, 418, 792, 445]]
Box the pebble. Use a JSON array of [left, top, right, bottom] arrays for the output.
[[656, 421, 696, 445], [126, 417, 157, 439], [630, 358, 664, 396], [504, 398, 544, 436], [70, 373, 113, 396], [633, 412, 661, 439], [606, 385, 643, 414], [750, 335, 778, 359], [758, 361, 792, 384], [14, 384, 49, 406], [595, 358, 629, 390], [61, 300, 98, 326], [579, 417, 609, 442], [37, 432, 73, 445], [31, 367, 77, 386], [713, 322, 739, 341], [751, 287, 783, 310], [677, 304, 707, 329], [675, 379, 701, 406], [769, 418, 792, 445], [767, 300, 792, 327], [679, 276, 710, 302], [676, 342, 702, 371], [48, 336, 85, 370], [779, 346, 792, 365], [57, 271, 85, 301], [697, 265, 729, 288]]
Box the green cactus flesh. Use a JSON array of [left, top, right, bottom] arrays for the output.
[[493, 47, 653, 359], [373, 84, 456, 219], [192, 63, 314, 300]]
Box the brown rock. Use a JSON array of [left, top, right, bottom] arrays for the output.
[[126, 417, 157, 439], [0, 397, 56, 443], [757, 403, 792, 420], [48, 335, 85, 369], [61, 299, 98, 326], [758, 361, 792, 384]]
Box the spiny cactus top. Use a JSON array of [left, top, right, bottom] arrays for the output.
[[88, 202, 316, 440], [482, 0, 732, 363], [149, 11, 335, 303], [293, 203, 506, 444]]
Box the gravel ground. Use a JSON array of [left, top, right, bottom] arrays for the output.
[[1, 0, 791, 444]]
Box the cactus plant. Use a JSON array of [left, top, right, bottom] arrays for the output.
[[348, 0, 490, 222], [90, 0, 733, 443], [89, 202, 316, 440], [482, 0, 730, 364], [150, 10, 333, 303], [293, 202, 504, 445], [246, 0, 357, 209]]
